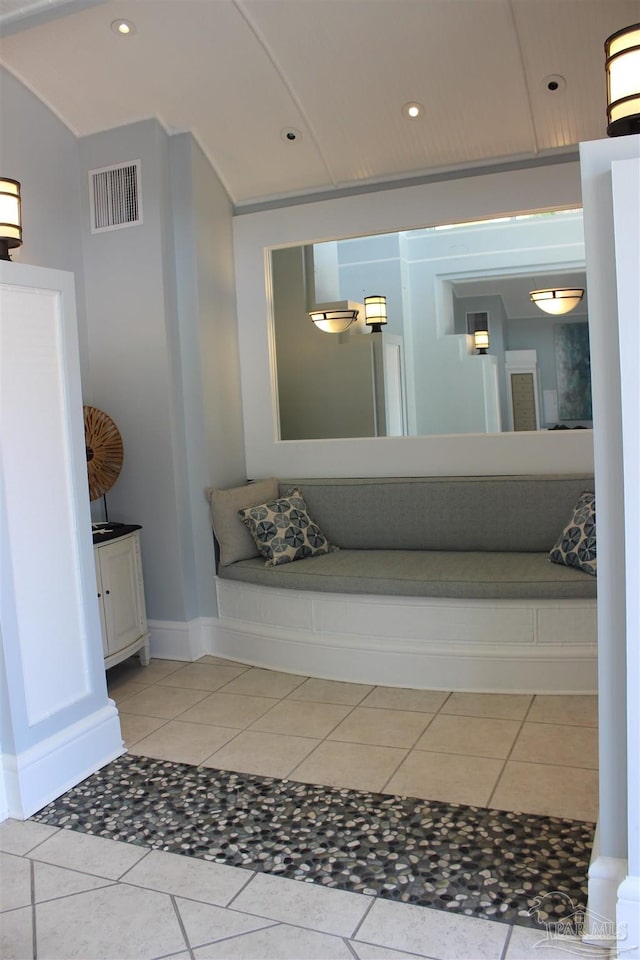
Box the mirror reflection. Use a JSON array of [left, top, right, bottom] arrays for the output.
[[271, 210, 590, 440]]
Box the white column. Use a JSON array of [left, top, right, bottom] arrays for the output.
[[0, 263, 124, 820], [579, 135, 640, 955], [611, 154, 640, 960]]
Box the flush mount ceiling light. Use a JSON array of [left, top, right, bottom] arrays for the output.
[[530, 288, 584, 315], [0, 177, 22, 261], [364, 295, 388, 333], [605, 22, 640, 136], [402, 102, 424, 119], [309, 308, 359, 334], [111, 19, 136, 35]]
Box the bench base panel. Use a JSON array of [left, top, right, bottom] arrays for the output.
[[212, 579, 597, 693]]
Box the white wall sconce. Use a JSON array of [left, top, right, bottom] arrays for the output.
[[364, 295, 388, 333], [529, 288, 584, 315], [474, 329, 490, 354], [605, 23, 640, 137], [309, 306, 359, 334], [0, 178, 22, 260]]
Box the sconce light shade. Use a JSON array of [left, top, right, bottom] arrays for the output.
[[0, 178, 22, 260], [605, 23, 640, 137], [309, 308, 359, 334], [364, 295, 388, 333], [474, 329, 489, 354], [529, 288, 584, 315]]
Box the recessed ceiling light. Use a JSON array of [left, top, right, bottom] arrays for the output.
[[111, 19, 136, 36], [402, 102, 424, 119]]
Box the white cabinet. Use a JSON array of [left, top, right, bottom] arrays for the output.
[[94, 528, 150, 669]]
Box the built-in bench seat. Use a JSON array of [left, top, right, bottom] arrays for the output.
[[210, 475, 597, 693], [219, 549, 595, 600]]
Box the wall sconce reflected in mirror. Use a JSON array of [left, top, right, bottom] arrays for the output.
[[474, 329, 489, 354], [529, 288, 584, 315], [309, 308, 359, 334], [0, 178, 22, 261], [364, 295, 388, 333], [605, 22, 640, 137]]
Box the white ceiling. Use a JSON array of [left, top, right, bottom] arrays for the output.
[[0, 0, 636, 208]]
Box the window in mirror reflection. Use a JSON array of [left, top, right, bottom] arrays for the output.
[[271, 209, 590, 441]]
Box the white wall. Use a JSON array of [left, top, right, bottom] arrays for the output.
[[233, 161, 594, 479], [611, 152, 640, 959], [1, 265, 123, 818], [580, 135, 640, 955]]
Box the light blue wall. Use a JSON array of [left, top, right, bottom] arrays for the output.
[[1, 69, 244, 627], [0, 68, 89, 378], [78, 119, 189, 623], [169, 133, 245, 619]]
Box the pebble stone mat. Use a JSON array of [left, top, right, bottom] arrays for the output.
[[31, 753, 594, 930]]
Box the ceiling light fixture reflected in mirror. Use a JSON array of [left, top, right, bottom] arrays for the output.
[[309, 307, 359, 334], [529, 288, 585, 315]]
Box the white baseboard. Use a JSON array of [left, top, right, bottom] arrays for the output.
[[148, 618, 212, 662], [616, 875, 640, 959], [1, 702, 124, 820], [585, 824, 629, 951]]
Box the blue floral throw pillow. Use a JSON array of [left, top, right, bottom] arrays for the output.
[[238, 489, 337, 567], [549, 491, 596, 576]]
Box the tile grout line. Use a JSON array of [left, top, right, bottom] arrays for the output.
[[169, 893, 196, 960], [485, 694, 535, 810], [375, 710, 441, 794], [30, 857, 37, 960], [500, 922, 515, 960], [224, 869, 259, 909], [345, 936, 362, 958], [349, 892, 377, 941]]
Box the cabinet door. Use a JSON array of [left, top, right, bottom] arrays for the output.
[[98, 536, 145, 657]]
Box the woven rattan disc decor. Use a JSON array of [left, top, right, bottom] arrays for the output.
[[83, 405, 124, 502]]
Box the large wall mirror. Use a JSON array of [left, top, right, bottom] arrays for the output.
[[272, 210, 589, 441], [233, 162, 594, 479]]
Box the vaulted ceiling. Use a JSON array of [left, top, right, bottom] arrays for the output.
[[0, 0, 635, 208]]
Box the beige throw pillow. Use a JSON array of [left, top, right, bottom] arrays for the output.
[[206, 477, 279, 566]]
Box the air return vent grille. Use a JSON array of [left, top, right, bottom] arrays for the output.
[[466, 311, 489, 335], [89, 160, 142, 233]]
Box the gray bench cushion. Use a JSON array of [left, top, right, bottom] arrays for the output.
[[218, 549, 597, 600]]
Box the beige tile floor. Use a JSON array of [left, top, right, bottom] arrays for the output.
[[0, 657, 605, 960], [113, 656, 599, 821]]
